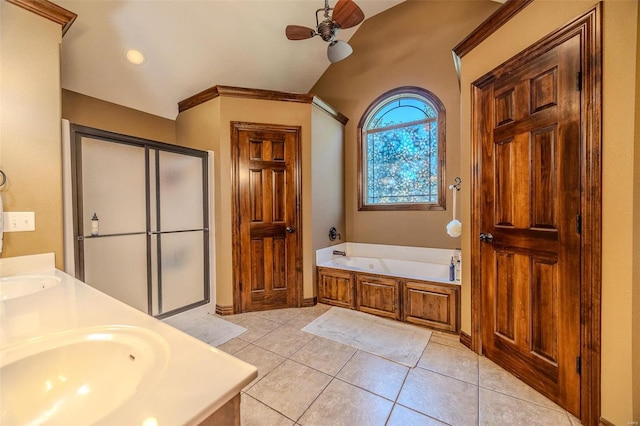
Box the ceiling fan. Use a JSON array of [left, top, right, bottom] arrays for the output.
[[285, 0, 365, 63]]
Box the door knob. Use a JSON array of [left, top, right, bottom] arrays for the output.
[[286, 227, 295, 233], [479, 232, 494, 243]]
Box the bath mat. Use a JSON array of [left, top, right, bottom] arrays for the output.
[[302, 307, 431, 367], [164, 313, 247, 347]]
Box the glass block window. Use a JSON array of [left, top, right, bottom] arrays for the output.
[[358, 87, 446, 211]]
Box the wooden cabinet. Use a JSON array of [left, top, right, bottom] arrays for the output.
[[356, 274, 400, 320], [403, 281, 459, 333], [317, 267, 355, 308], [316, 266, 459, 333]]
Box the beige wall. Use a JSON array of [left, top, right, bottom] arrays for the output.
[[458, 1, 639, 424], [0, 2, 64, 269], [62, 89, 176, 144], [311, 1, 500, 249], [176, 97, 323, 306], [634, 5, 640, 420]]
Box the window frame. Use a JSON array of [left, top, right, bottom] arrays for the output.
[[357, 86, 446, 211]]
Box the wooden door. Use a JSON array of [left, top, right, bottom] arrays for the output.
[[478, 35, 581, 415], [232, 123, 301, 312]]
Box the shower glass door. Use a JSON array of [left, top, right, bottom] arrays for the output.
[[72, 126, 209, 318], [152, 150, 208, 315]]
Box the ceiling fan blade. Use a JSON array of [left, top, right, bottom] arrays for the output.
[[332, 0, 364, 29], [285, 25, 316, 40]]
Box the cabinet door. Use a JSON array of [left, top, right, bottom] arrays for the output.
[[403, 281, 459, 333], [317, 268, 354, 308], [356, 274, 400, 320]]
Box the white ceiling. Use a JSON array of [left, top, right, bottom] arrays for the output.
[[57, 0, 405, 119]]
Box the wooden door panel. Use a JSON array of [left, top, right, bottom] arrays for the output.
[[249, 169, 263, 220], [530, 257, 559, 364], [531, 126, 558, 229], [356, 275, 399, 319], [494, 251, 515, 341], [317, 267, 354, 308], [272, 170, 285, 221], [494, 138, 514, 227], [404, 281, 459, 333], [531, 68, 558, 113], [480, 35, 581, 415], [233, 124, 301, 312], [272, 237, 286, 290]]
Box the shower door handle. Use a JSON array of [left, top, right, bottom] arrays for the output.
[[479, 233, 494, 243], [286, 227, 296, 233]]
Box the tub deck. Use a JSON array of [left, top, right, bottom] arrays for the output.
[[317, 256, 455, 285]]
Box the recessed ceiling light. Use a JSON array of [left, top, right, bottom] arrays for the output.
[[126, 49, 145, 65]]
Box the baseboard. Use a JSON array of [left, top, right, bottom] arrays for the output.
[[599, 417, 616, 426], [459, 331, 472, 350], [302, 297, 317, 307], [215, 304, 234, 316]]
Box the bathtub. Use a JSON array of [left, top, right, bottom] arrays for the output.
[[315, 242, 461, 333], [316, 242, 460, 286]]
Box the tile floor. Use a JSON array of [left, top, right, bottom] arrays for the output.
[[204, 304, 582, 426]]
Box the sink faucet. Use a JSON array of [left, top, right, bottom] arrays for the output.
[[332, 250, 346, 256]]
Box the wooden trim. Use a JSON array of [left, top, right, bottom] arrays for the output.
[[301, 297, 317, 307], [311, 96, 349, 125], [580, 5, 603, 426], [7, 0, 77, 35], [179, 85, 313, 112], [598, 418, 615, 426], [179, 85, 348, 125], [470, 83, 486, 354], [469, 5, 602, 425], [459, 331, 472, 350], [215, 304, 234, 316], [452, 0, 533, 58]]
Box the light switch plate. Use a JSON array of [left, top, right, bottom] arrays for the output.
[[3, 212, 35, 232]]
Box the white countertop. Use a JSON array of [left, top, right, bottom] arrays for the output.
[[0, 254, 257, 425]]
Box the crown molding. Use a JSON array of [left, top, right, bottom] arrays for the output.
[[178, 85, 348, 125], [453, 0, 533, 58], [6, 0, 77, 36]]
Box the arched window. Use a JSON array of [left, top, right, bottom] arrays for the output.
[[358, 87, 445, 211]]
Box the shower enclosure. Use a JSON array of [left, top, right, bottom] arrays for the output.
[[70, 125, 209, 318]]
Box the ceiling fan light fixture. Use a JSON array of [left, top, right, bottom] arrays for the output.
[[327, 40, 352, 63]]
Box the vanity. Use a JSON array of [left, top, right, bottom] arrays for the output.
[[0, 253, 257, 425]]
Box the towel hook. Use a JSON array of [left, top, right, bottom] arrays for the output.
[[0, 169, 6, 188], [448, 176, 461, 191]]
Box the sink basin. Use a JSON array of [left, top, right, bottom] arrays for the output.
[[0, 325, 170, 425], [0, 275, 61, 301]]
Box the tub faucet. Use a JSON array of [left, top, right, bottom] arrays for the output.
[[332, 250, 346, 256]]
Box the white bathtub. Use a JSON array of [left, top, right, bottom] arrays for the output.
[[316, 243, 460, 285]]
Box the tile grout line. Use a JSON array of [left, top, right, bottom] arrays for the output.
[[223, 306, 567, 425]]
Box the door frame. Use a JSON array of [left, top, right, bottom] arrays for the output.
[[230, 121, 303, 313], [469, 5, 601, 425]]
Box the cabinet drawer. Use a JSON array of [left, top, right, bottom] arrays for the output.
[[317, 267, 354, 308], [403, 281, 459, 333], [356, 275, 400, 320]]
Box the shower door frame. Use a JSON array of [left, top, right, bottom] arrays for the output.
[[70, 125, 210, 318]]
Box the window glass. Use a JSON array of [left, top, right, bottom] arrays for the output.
[[358, 87, 445, 211]]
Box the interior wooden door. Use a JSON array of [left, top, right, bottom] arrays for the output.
[[232, 123, 301, 312], [478, 35, 582, 415]]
